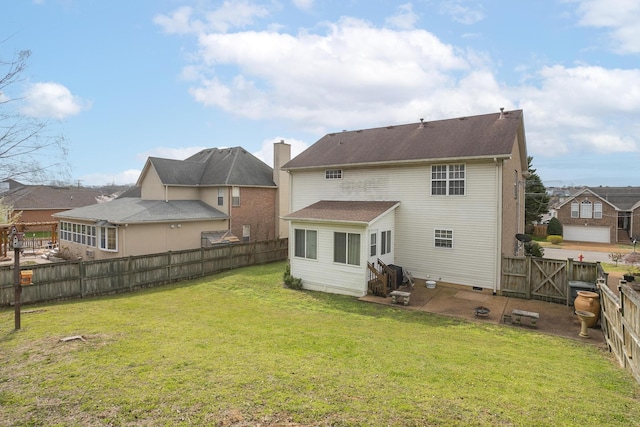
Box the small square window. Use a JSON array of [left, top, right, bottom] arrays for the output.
[[435, 229, 453, 248], [325, 169, 343, 179]]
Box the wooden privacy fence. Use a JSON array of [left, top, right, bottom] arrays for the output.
[[1, 239, 288, 307], [599, 280, 640, 384], [501, 255, 600, 304]]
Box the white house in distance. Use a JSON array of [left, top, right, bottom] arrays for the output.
[[282, 109, 528, 297]]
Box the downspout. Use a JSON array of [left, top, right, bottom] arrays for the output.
[[164, 185, 169, 203], [494, 159, 502, 295], [227, 186, 232, 234]]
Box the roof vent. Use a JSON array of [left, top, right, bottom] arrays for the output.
[[419, 118, 425, 128], [499, 107, 505, 119]]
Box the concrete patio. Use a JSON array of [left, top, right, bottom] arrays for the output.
[[359, 279, 607, 346]]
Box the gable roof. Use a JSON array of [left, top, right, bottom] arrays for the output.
[[283, 110, 525, 170], [53, 198, 228, 224], [1, 185, 104, 210], [558, 186, 640, 211], [140, 147, 276, 188], [283, 200, 400, 225]]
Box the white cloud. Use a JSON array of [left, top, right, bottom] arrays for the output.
[[517, 65, 640, 156], [292, 0, 314, 11], [253, 137, 309, 167], [154, 1, 269, 34], [79, 169, 141, 187], [386, 3, 419, 30], [439, 0, 485, 25], [135, 146, 208, 162], [185, 17, 477, 131], [573, 0, 640, 53], [157, 4, 640, 170], [20, 82, 90, 119]]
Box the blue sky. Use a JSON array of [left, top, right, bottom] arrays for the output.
[[3, 0, 639, 187]]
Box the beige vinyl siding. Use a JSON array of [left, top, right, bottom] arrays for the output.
[[139, 166, 165, 200], [166, 186, 200, 200], [289, 220, 368, 297], [59, 220, 228, 261], [290, 162, 500, 290], [369, 209, 396, 267]]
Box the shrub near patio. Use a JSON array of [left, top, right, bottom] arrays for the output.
[[1, 261, 639, 426]]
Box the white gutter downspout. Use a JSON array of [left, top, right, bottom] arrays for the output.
[[494, 158, 502, 295], [165, 185, 169, 202]]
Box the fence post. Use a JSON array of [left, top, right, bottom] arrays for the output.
[[567, 258, 574, 282], [128, 256, 133, 291], [79, 259, 85, 298], [525, 256, 531, 299]]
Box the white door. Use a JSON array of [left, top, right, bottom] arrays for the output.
[[563, 226, 610, 243]]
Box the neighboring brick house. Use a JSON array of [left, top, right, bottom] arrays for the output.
[[53, 143, 291, 260], [282, 109, 528, 297], [555, 187, 640, 244], [0, 181, 104, 226]]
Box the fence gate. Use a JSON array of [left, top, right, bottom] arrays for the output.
[[501, 256, 568, 302], [529, 258, 567, 301]]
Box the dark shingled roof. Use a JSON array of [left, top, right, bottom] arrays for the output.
[[1, 185, 104, 210], [586, 187, 640, 211], [283, 110, 524, 169], [284, 200, 400, 224], [147, 147, 276, 187]]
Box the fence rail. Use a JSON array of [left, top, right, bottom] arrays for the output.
[[501, 255, 600, 304], [599, 281, 640, 384], [1, 239, 288, 306]]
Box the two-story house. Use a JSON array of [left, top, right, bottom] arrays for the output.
[[555, 186, 640, 244], [281, 109, 528, 297], [54, 143, 291, 260]]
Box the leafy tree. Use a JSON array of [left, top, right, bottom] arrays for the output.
[[547, 217, 563, 236], [524, 156, 550, 224], [1, 45, 68, 183]]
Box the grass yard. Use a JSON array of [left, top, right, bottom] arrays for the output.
[[1, 261, 639, 426]]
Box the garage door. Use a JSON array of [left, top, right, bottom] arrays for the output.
[[563, 226, 610, 243]]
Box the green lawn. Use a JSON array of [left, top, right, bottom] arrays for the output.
[[1, 261, 638, 426]]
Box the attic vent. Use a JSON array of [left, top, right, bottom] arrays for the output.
[[419, 118, 425, 128], [386, 126, 394, 129], [499, 107, 505, 119]]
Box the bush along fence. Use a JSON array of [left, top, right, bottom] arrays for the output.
[[1, 239, 288, 307], [599, 280, 640, 385]]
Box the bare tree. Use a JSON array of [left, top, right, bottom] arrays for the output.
[[1, 45, 69, 184]]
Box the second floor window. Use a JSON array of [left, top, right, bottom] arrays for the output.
[[573, 200, 603, 219], [325, 169, 342, 179], [431, 164, 465, 196], [217, 188, 224, 206], [594, 202, 602, 219], [580, 200, 592, 218], [571, 202, 579, 218], [232, 186, 240, 206]]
